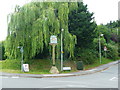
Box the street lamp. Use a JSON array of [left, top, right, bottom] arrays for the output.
[[17, 46, 24, 72], [61, 28, 64, 71], [99, 34, 104, 64]]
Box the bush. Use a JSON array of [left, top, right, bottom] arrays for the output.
[[106, 44, 119, 60], [0, 41, 7, 60], [76, 48, 98, 65]]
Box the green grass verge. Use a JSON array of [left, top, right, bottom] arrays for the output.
[[84, 57, 114, 70], [0, 57, 117, 74], [0, 59, 52, 74]]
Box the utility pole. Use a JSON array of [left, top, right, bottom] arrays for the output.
[[99, 35, 101, 64], [61, 29, 64, 71]]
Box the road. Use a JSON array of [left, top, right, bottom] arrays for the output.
[[1, 64, 119, 88]]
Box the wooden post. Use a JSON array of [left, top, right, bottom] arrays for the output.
[[52, 44, 56, 65]]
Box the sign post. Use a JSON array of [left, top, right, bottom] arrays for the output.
[[104, 46, 107, 58], [49, 35, 59, 74], [17, 46, 24, 72]]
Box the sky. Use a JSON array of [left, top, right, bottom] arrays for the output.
[[0, 0, 119, 41]]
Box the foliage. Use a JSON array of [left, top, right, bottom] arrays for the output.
[[106, 20, 119, 28], [118, 26, 120, 56], [68, 2, 97, 48], [75, 48, 98, 65], [106, 43, 119, 60], [96, 20, 119, 43], [96, 25, 111, 43], [0, 41, 6, 60], [93, 36, 107, 51], [68, 2, 98, 64], [4, 1, 119, 67], [5, 2, 79, 60], [96, 21, 119, 59]]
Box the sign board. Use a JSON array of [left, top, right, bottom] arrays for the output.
[[50, 35, 57, 44], [104, 46, 107, 51], [63, 67, 71, 71], [23, 64, 29, 72]]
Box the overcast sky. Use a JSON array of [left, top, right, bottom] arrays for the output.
[[0, 0, 119, 41]]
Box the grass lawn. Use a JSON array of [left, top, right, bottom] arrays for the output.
[[84, 57, 114, 70], [0, 59, 52, 74], [0, 57, 117, 74]]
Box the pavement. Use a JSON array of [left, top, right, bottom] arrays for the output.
[[0, 60, 119, 78]]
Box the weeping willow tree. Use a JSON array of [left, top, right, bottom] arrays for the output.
[[5, 2, 78, 60]]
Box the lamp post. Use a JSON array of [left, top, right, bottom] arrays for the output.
[[61, 28, 64, 71], [99, 34, 103, 64], [17, 46, 24, 72]]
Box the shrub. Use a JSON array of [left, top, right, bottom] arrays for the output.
[[76, 48, 98, 65], [0, 41, 7, 60], [106, 43, 119, 60]]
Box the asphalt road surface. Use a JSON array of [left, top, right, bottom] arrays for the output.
[[1, 64, 119, 88]]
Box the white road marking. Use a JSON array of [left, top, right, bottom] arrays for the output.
[[11, 76, 19, 78], [110, 77, 118, 81]]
